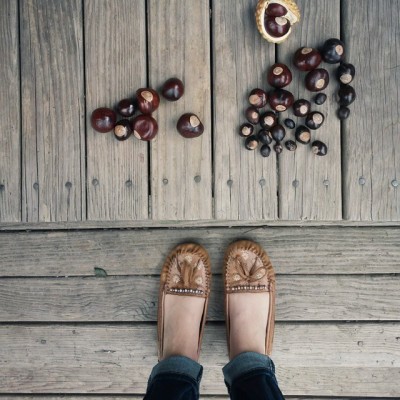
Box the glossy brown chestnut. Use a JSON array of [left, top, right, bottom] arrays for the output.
[[116, 98, 136, 117], [337, 84, 356, 106], [293, 47, 322, 71], [259, 111, 277, 129], [161, 77, 184, 101], [245, 106, 261, 125], [260, 144, 272, 157], [305, 68, 330, 92], [258, 129, 273, 145], [292, 99, 311, 117], [337, 106, 350, 120], [245, 136, 259, 150], [136, 88, 160, 114], [321, 38, 345, 64], [265, 3, 287, 17], [248, 88, 268, 108], [270, 124, 286, 142], [314, 93, 327, 105], [305, 111, 325, 130], [295, 125, 311, 144], [239, 123, 254, 137], [114, 119, 132, 141], [336, 62, 355, 85], [177, 113, 204, 138], [265, 16, 291, 38], [91, 107, 117, 133], [268, 89, 294, 112], [131, 115, 158, 141], [273, 142, 283, 154], [312, 140, 328, 156], [267, 63, 292, 88], [285, 140, 297, 151]]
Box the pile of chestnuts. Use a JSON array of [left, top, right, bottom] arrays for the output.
[[238, 37, 357, 158], [90, 78, 204, 141]]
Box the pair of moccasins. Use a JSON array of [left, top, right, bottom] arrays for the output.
[[158, 240, 276, 360]]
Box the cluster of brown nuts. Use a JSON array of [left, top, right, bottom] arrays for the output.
[[90, 78, 204, 141], [239, 38, 356, 158]]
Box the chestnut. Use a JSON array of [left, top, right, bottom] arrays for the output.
[[337, 106, 350, 120], [177, 113, 204, 138], [295, 125, 311, 144], [292, 99, 311, 117], [245, 136, 259, 150], [114, 119, 132, 141], [265, 16, 291, 38], [305, 68, 329, 92], [136, 88, 160, 114], [321, 38, 345, 64], [284, 118, 295, 129], [305, 111, 325, 130], [131, 115, 158, 141], [267, 63, 292, 88], [116, 98, 136, 117], [239, 123, 254, 137], [258, 129, 273, 145], [161, 77, 184, 101], [337, 84, 356, 106], [314, 93, 327, 105], [270, 124, 286, 142], [312, 140, 328, 156], [268, 89, 294, 112], [91, 107, 117, 133], [245, 106, 260, 125], [336, 62, 355, 85], [273, 142, 283, 154], [260, 144, 271, 157], [259, 111, 277, 129], [293, 47, 322, 71], [285, 140, 297, 151], [265, 3, 287, 17], [248, 88, 268, 108]]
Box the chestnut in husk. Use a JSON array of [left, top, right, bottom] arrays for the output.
[[177, 113, 204, 138], [337, 106, 350, 120], [285, 140, 297, 151], [337, 84, 356, 106], [336, 62, 355, 85], [91, 107, 117, 133], [314, 93, 327, 105], [259, 111, 277, 129], [268, 89, 294, 112], [270, 124, 286, 142], [266, 3, 287, 17], [305, 111, 325, 130], [245, 136, 259, 150], [162, 77, 184, 101], [260, 144, 271, 157], [116, 98, 136, 117], [248, 88, 268, 108], [321, 38, 345, 64], [265, 16, 291, 38], [114, 119, 132, 141], [136, 88, 160, 114], [239, 123, 254, 137], [258, 129, 273, 145], [305, 68, 329, 92], [292, 99, 311, 117], [273, 142, 283, 154], [293, 47, 322, 71], [132, 115, 158, 141], [312, 140, 328, 156], [295, 125, 311, 144], [267, 63, 292, 88], [245, 106, 261, 125]]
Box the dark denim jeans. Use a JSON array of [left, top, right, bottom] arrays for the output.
[[144, 352, 285, 399]]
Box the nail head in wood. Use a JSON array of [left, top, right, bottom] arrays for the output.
[[292, 179, 299, 188], [125, 180, 133, 187], [323, 179, 329, 186], [259, 178, 266, 187], [359, 177, 366, 186], [65, 182, 72, 189], [194, 175, 201, 183], [92, 179, 99, 186], [163, 178, 168, 185], [227, 179, 233, 187], [33, 183, 39, 190], [391, 179, 398, 188], [0, 184, 4, 191]]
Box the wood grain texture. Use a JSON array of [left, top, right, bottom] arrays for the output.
[[0, 323, 398, 396], [278, 0, 341, 220], [85, 0, 148, 221], [342, 0, 400, 221], [1, 227, 399, 276], [212, 0, 277, 220], [20, 0, 85, 222], [148, 0, 212, 220], [0, 0, 20, 222], [0, 275, 398, 322]]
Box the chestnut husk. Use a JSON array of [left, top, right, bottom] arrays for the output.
[[293, 47, 322, 71], [295, 125, 311, 144], [321, 38, 345, 64], [312, 140, 328, 156], [267, 63, 292, 88], [91, 107, 117, 133], [292, 99, 311, 117], [131, 115, 158, 141], [136, 88, 160, 114], [337, 84, 356, 106], [268, 89, 294, 112], [336, 62, 355, 85], [114, 119, 132, 141], [177, 113, 204, 138], [305, 111, 325, 130], [305, 68, 330, 92]]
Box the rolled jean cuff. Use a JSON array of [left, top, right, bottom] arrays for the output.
[[149, 356, 203, 383], [222, 351, 276, 387]]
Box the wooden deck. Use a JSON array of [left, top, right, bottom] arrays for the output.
[[0, 0, 399, 398]]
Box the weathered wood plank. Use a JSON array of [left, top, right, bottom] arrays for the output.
[[278, 0, 341, 220], [342, 0, 400, 221], [212, 0, 277, 220], [1, 227, 399, 276], [0, 0, 20, 223], [0, 398, 362, 400], [20, 0, 85, 222], [0, 323, 398, 396], [85, 0, 148, 221], [1, 275, 398, 322], [148, 0, 212, 220]]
